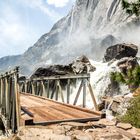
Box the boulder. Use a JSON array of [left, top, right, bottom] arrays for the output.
[[31, 65, 73, 78], [70, 55, 96, 74], [31, 55, 96, 78], [104, 43, 138, 62], [117, 57, 139, 75], [117, 123, 132, 130]]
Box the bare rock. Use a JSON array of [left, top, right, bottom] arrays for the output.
[[70, 55, 96, 74], [117, 57, 139, 75], [101, 133, 123, 139], [60, 122, 92, 130], [117, 123, 132, 130], [95, 118, 116, 126], [31, 55, 96, 78], [104, 43, 138, 62]]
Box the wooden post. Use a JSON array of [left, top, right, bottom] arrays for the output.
[[73, 80, 83, 105], [47, 80, 50, 98], [83, 79, 86, 108], [5, 76, 10, 121], [55, 80, 59, 101], [14, 68, 20, 131], [24, 81, 27, 93], [11, 78, 16, 133], [67, 79, 70, 104], [88, 82, 98, 111], [51, 81, 56, 99], [2, 78, 5, 115], [41, 81, 46, 96], [58, 80, 64, 103], [31, 81, 35, 95], [0, 78, 3, 109]]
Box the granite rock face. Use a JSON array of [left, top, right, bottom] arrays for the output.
[[0, 0, 140, 75]]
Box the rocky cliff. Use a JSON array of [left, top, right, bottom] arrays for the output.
[[0, 0, 140, 75]]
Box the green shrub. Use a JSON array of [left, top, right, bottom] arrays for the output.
[[111, 66, 140, 88], [121, 0, 140, 16], [118, 95, 140, 128]]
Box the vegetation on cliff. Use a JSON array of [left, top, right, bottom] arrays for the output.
[[122, 0, 140, 16], [119, 95, 140, 128], [111, 66, 140, 128], [111, 66, 140, 89]]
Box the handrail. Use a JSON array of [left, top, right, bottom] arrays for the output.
[[0, 66, 20, 133]]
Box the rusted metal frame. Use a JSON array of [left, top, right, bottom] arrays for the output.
[[73, 80, 83, 105]]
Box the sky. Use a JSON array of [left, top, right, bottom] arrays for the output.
[[0, 0, 75, 58]]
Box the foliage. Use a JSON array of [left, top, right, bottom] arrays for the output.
[[118, 95, 140, 128], [111, 66, 140, 87], [122, 0, 140, 16]]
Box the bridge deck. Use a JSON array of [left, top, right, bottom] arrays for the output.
[[20, 93, 101, 125]]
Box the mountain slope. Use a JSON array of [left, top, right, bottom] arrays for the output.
[[0, 0, 140, 75]]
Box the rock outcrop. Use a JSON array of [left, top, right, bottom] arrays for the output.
[[31, 56, 95, 78], [104, 44, 138, 62], [117, 57, 139, 75]]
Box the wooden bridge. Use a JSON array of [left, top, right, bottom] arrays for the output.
[[0, 67, 102, 133]]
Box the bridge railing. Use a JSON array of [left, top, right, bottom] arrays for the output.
[[19, 74, 98, 110], [0, 67, 20, 133]]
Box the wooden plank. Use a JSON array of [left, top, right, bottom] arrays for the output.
[[83, 79, 86, 108], [88, 83, 98, 111], [20, 93, 101, 125], [73, 80, 83, 105], [67, 79, 70, 104], [29, 74, 90, 81]]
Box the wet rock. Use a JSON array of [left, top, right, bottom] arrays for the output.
[[70, 55, 96, 74], [117, 123, 132, 130], [104, 43, 138, 62], [117, 57, 139, 75]]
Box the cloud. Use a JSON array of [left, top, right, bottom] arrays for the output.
[[0, 6, 38, 57], [19, 0, 62, 21], [47, 0, 69, 7]]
